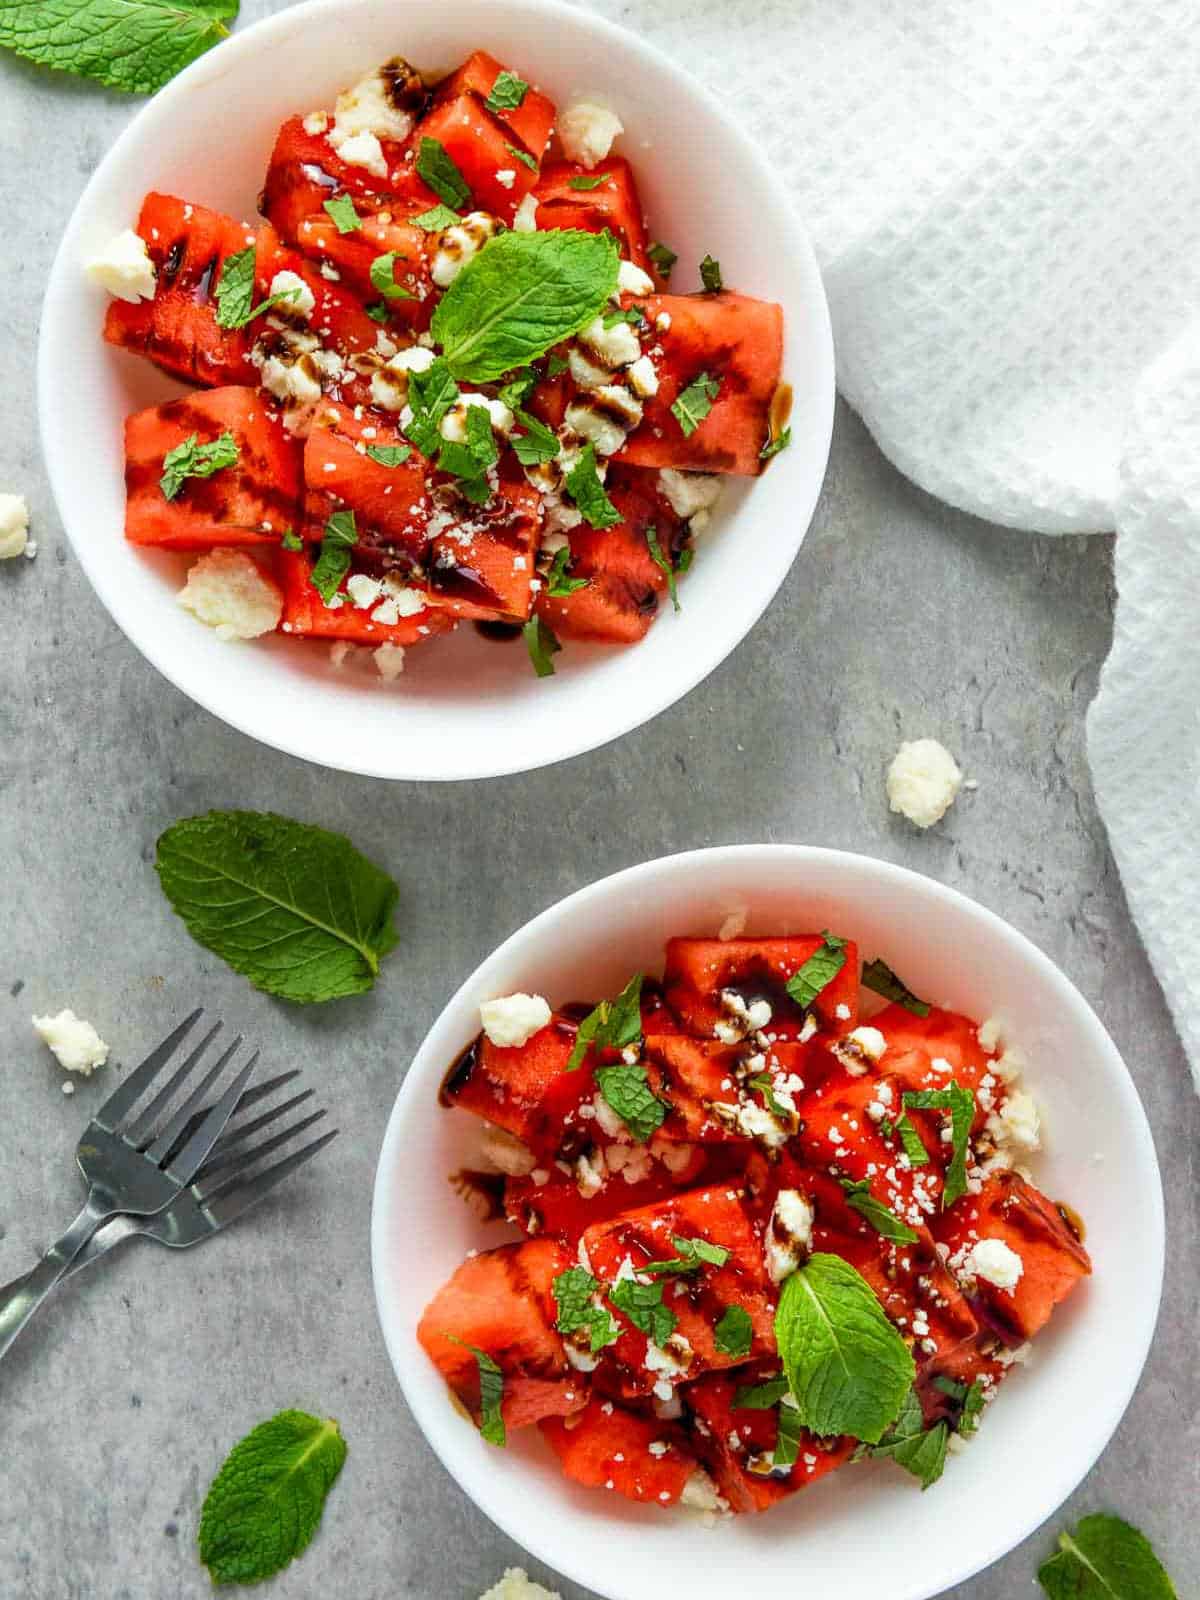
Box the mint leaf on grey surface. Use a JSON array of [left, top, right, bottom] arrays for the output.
[[522, 614, 560, 678], [431, 229, 619, 383], [774, 1252, 915, 1443], [670, 371, 721, 437], [416, 136, 472, 210], [714, 1304, 753, 1359], [155, 810, 398, 1003], [322, 193, 362, 233], [594, 1063, 666, 1143], [607, 1276, 676, 1346], [902, 1083, 975, 1205], [567, 973, 644, 1069], [485, 70, 528, 112], [364, 444, 412, 467], [854, 1387, 947, 1490], [699, 254, 723, 293], [198, 1409, 345, 1587], [0, 0, 237, 94], [369, 251, 416, 301], [861, 957, 931, 1016], [785, 931, 848, 1011], [543, 545, 588, 597], [565, 443, 621, 530], [646, 525, 681, 612], [838, 1178, 919, 1244], [732, 1374, 789, 1410], [309, 509, 357, 605], [1039, 1514, 1177, 1600], [159, 431, 238, 500]]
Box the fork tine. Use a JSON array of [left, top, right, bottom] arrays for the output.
[[94, 1009, 204, 1131], [124, 1021, 224, 1146], [202, 1129, 339, 1225], [203, 1090, 316, 1165], [195, 1108, 328, 1193], [164, 1054, 259, 1183], [229, 1070, 301, 1118], [143, 1037, 242, 1161], [157, 1070, 305, 1167]]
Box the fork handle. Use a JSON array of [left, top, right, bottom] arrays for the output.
[[0, 1200, 109, 1363]]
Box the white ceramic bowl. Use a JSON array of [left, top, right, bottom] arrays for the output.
[[372, 845, 1164, 1600], [38, 0, 834, 781]]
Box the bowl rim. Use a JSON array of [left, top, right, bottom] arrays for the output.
[[36, 0, 835, 782], [370, 842, 1166, 1599]]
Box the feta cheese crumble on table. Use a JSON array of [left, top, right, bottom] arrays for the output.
[[479, 1571, 561, 1600], [0, 492, 31, 560], [886, 737, 964, 828], [32, 1009, 109, 1077], [479, 991, 552, 1048]]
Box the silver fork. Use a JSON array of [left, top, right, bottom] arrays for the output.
[[58, 1070, 338, 1274], [0, 1009, 256, 1362]]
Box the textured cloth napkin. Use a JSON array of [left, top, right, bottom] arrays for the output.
[[575, 0, 1200, 1082]]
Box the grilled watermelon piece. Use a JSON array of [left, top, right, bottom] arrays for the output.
[[534, 465, 685, 644], [426, 474, 541, 622], [416, 89, 545, 222], [255, 220, 384, 364], [617, 292, 783, 475], [685, 1364, 855, 1513], [533, 156, 650, 266], [433, 51, 556, 167], [663, 936, 860, 1040], [540, 1397, 697, 1506], [302, 402, 432, 562], [933, 1172, 1092, 1345], [442, 1017, 591, 1157], [276, 548, 452, 646], [124, 387, 302, 550], [504, 1148, 712, 1246], [104, 193, 258, 386], [418, 1239, 588, 1429]]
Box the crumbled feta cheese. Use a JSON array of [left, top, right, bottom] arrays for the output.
[[657, 468, 723, 524], [565, 388, 641, 455], [441, 393, 514, 442], [433, 211, 499, 287], [370, 342, 436, 411], [479, 992, 552, 1048], [330, 62, 417, 151], [578, 313, 641, 369], [616, 259, 655, 298], [373, 643, 406, 679], [887, 738, 964, 829], [346, 573, 384, 610], [850, 1025, 886, 1059], [177, 550, 282, 640], [765, 1187, 814, 1282], [268, 268, 316, 320], [478, 1570, 561, 1600], [33, 1009, 109, 1076], [495, 169, 517, 189], [626, 354, 659, 398], [479, 1124, 538, 1177], [332, 129, 388, 177], [680, 1468, 729, 1518], [575, 1148, 606, 1197], [591, 1095, 626, 1141], [988, 1088, 1041, 1153], [371, 575, 426, 626], [0, 493, 30, 559], [558, 99, 624, 168], [302, 110, 329, 135], [512, 194, 539, 231], [85, 229, 157, 303], [965, 1237, 1024, 1291], [977, 1017, 1004, 1054]]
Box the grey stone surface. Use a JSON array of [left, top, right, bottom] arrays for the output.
[[1, 15, 1197, 1599]]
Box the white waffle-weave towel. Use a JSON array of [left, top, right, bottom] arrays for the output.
[[574, 0, 1200, 1081]]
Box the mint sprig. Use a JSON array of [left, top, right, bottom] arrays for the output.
[[772, 1399, 804, 1469], [510, 409, 561, 467], [732, 1375, 789, 1410], [444, 1337, 506, 1446], [855, 1387, 947, 1490], [760, 426, 792, 462], [569, 174, 610, 191], [647, 240, 677, 278], [699, 254, 723, 292], [567, 973, 644, 1069], [0, 0, 237, 94], [159, 431, 238, 501], [198, 1409, 346, 1586], [786, 932, 848, 1011], [365, 444, 412, 467], [404, 358, 459, 457], [155, 809, 399, 1003]]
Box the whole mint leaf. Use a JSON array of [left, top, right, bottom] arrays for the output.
[[855, 1388, 948, 1489], [0, 0, 237, 94], [198, 1409, 346, 1586], [1039, 1514, 1177, 1600], [431, 229, 619, 383], [775, 1252, 914, 1443], [155, 810, 398, 1003]]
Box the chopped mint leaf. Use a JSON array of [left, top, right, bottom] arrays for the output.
[[323, 193, 362, 234], [785, 932, 848, 1011], [497, 367, 537, 407], [445, 1335, 506, 1446], [431, 230, 619, 383], [595, 1063, 667, 1144], [569, 174, 611, 191], [774, 1253, 914, 1443], [522, 614, 560, 678], [552, 1267, 620, 1353], [647, 240, 677, 278], [404, 358, 459, 457], [607, 1276, 677, 1347], [733, 1375, 790, 1411], [0, 0, 238, 95], [646, 525, 682, 612], [1038, 1515, 1177, 1600], [212, 247, 256, 330], [155, 810, 398, 1003], [365, 302, 390, 323], [369, 251, 416, 301], [411, 203, 461, 232], [861, 958, 931, 1017], [416, 136, 472, 211], [437, 404, 497, 501], [546, 353, 569, 378], [506, 143, 538, 171], [544, 545, 589, 597], [279, 527, 303, 552], [714, 1304, 753, 1359], [902, 1083, 975, 1204], [642, 1236, 730, 1276], [838, 1178, 919, 1244], [485, 70, 529, 112], [510, 409, 561, 466], [747, 1072, 788, 1117], [365, 444, 412, 467], [699, 254, 723, 292], [567, 973, 644, 1070], [565, 443, 621, 529], [603, 306, 645, 329], [894, 1110, 931, 1167], [772, 1398, 804, 1469], [959, 1379, 986, 1436], [198, 1409, 346, 1585], [760, 426, 792, 462], [159, 431, 238, 501], [855, 1388, 947, 1489], [309, 509, 357, 605], [670, 370, 721, 437]]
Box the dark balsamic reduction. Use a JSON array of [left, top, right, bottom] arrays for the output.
[[474, 620, 524, 643]]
